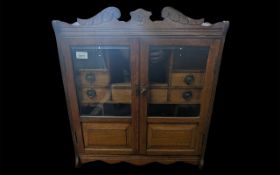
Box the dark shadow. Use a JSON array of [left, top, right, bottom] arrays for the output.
[[76, 161, 201, 175]]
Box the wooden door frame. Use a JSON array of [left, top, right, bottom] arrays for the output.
[[58, 38, 140, 154], [139, 38, 222, 155]]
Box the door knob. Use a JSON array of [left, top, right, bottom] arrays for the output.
[[140, 87, 148, 95]]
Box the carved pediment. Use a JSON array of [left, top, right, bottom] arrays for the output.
[[52, 6, 229, 37], [161, 7, 204, 25], [67, 6, 225, 27], [128, 9, 152, 25], [73, 7, 121, 25]]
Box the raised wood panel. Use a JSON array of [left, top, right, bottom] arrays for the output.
[[81, 88, 110, 103], [171, 72, 204, 87], [82, 123, 133, 152], [149, 88, 168, 103], [147, 124, 198, 155], [169, 88, 201, 104], [53, 6, 229, 168], [80, 69, 110, 87]]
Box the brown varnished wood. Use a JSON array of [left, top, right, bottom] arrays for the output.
[[147, 117, 200, 123], [52, 6, 229, 168], [80, 116, 131, 122], [139, 39, 149, 154], [81, 87, 110, 103], [82, 123, 134, 154], [149, 88, 168, 103], [80, 69, 110, 87], [199, 39, 226, 165], [171, 72, 204, 87], [147, 124, 199, 155], [82, 123, 131, 147], [169, 88, 201, 104], [79, 155, 200, 166], [111, 83, 131, 103], [55, 39, 81, 164], [59, 38, 139, 155], [60, 40, 85, 153], [129, 39, 140, 153], [196, 39, 221, 156]]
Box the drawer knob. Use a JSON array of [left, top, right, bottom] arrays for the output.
[[182, 91, 192, 100], [87, 89, 97, 98], [85, 73, 96, 83], [184, 75, 194, 85]]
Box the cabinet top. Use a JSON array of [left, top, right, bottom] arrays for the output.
[[52, 7, 229, 37]]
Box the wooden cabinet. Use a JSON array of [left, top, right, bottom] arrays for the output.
[[52, 6, 229, 168]]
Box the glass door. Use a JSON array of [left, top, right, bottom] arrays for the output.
[[63, 38, 139, 154], [140, 38, 214, 155], [71, 45, 132, 117]]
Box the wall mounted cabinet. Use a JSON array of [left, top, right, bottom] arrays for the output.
[[52, 6, 229, 167]]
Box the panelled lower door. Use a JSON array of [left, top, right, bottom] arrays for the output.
[[140, 38, 217, 155], [62, 38, 139, 154]]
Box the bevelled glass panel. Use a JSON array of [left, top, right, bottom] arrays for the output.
[[148, 45, 209, 118], [71, 46, 131, 117], [149, 47, 170, 84], [172, 46, 209, 70]]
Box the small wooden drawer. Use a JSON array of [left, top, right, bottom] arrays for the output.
[[80, 69, 110, 87], [111, 83, 131, 103], [81, 87, 110, 103], [171, 72, 204, 87], [169, 88, 201, 104], [150, 87, 168, 103]]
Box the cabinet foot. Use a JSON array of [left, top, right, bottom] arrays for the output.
[[198, 158, 204, 170], [75, 155, 81, 168]]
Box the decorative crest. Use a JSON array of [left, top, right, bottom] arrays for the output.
[[53, 6, 229, 31], [129, 9, 152, 25], [161, 7, 204, 24], [75, 6, 121, 25]]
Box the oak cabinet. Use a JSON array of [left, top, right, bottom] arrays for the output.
[[52, 6, 229, 167]]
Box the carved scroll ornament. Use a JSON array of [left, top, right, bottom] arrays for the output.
[[72, 6, 211, 26]]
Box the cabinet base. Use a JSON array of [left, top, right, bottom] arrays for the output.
[[79, 154, 200, 166]]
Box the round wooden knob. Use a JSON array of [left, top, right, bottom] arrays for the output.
[[87, 89, 97, 98], [182, 91, 192, 100], [184, 75, 194, 85]]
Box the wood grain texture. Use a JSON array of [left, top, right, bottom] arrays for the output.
[[171, 72, 204, 87], [83, 123, 129, 147], [147, 124, 199, 155], [81, 87, 110, 103], [199, 39, 225, 166], [82, 123, 134, 154], [52, 7, 229, 37], [80, 69, 110, 87], [149, 88, 168, 103], [169, 88, 201, 104], [80, 155, 201, 166], [52, 7, 229, 168], [111, 83, 131, 103]]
